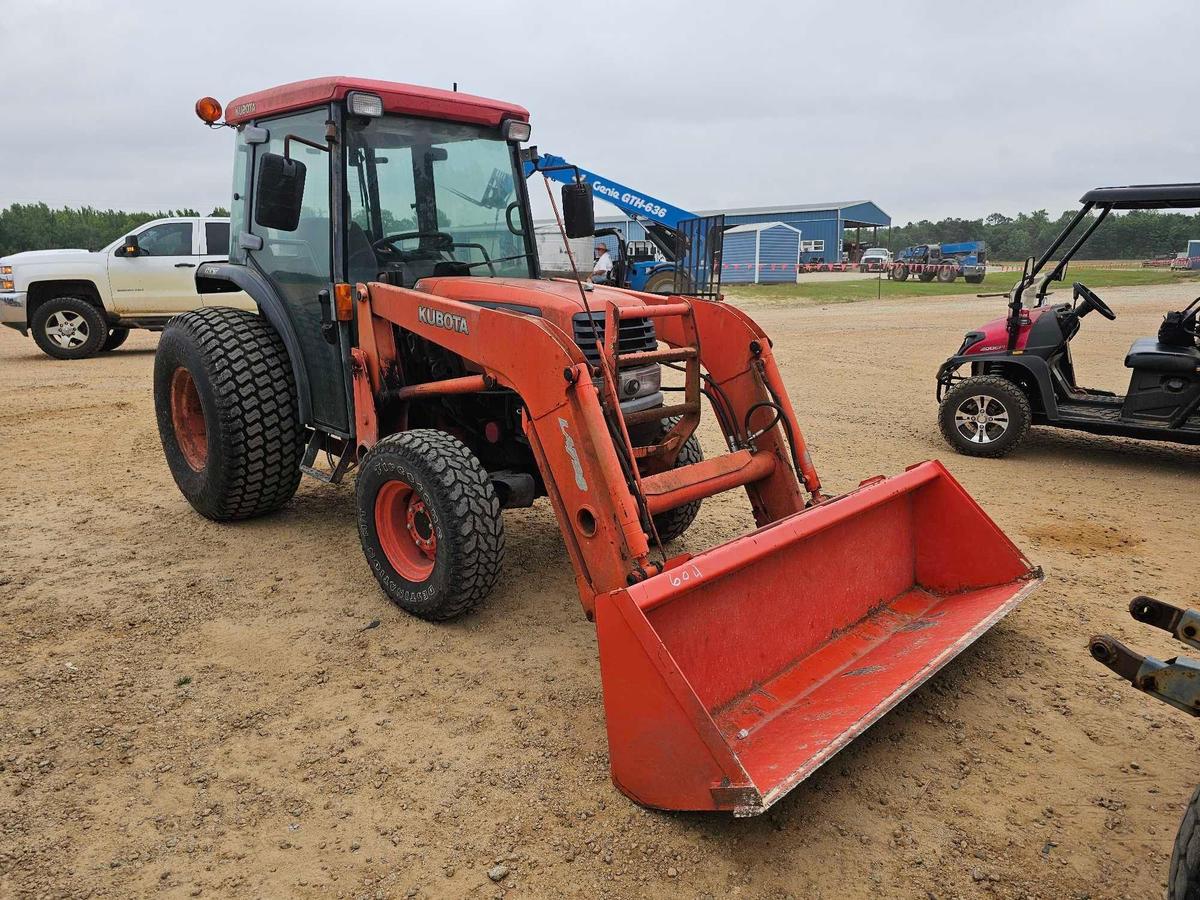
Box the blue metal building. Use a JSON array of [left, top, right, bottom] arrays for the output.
[[591, 199, 891, 267]]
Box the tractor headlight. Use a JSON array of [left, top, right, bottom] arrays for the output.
[[346, 91, 383, 118], [501, 119, 531, 142]]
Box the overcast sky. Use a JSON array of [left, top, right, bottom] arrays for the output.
[[3, 0, 1197, 225]]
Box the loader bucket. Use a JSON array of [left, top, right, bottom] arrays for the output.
[[595, 460, 1041, 815]]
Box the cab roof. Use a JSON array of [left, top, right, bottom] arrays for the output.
[[1080, 183, 1200, 209], [224, 76, 529, 128]]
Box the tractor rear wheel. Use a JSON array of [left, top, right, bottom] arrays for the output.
[[356, 430, 505, 621], [938, 375, 1032, 458], [154, 307, 304, 520], [648, 418, 704, 543], [1169, 783, 1200, 899], [642, 270, 681, 295]]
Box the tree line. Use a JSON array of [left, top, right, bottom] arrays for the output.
[[3, 201, 1199, 263], [0, 203, 230, 258], [886, 208, 1200, 261]]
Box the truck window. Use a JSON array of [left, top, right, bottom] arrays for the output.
[[204, 222, 230, 257], [133, 222, 194, 257]]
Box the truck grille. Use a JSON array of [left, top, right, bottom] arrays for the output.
[[571, 312, 657, 366]]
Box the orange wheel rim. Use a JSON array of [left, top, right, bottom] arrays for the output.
[[375, 480, 437, 581], [169, 367, 208, 472]]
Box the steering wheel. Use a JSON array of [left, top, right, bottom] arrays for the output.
[[1073, 282, 1116, 321], [373, 231, 454, 253]]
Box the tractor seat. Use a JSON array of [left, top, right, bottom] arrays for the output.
[[1124, 337, 1200, 374]]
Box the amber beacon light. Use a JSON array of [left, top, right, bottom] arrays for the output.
[[194, 97, 223, 125]]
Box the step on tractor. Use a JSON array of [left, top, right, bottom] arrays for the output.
[[936, 185, 1200, 459], [1090, 597, 1200, 899], [157, 78, 1041, 815]]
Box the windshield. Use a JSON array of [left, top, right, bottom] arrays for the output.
[[864, 248, 888, 257], [345, 115, 534, 285]]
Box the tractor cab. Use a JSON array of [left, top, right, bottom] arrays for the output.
[[936, 183, 1200, 457]]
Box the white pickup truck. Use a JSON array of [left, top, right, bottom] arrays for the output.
[[0, 216, 250, 359]]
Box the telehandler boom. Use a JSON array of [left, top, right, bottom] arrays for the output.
[[157, 78, 1042, 814]]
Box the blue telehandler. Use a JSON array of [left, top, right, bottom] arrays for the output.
[[892, 240, 988, 284], [524, 150, 701, 293]]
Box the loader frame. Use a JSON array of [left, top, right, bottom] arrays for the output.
[[349, 279, 821, 612]]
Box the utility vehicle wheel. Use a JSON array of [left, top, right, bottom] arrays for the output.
[[938, 375, 1031, 458], [648, 419, 704, 543], [918, 270, 936, 283], [1169, 783, 1200, 900], [965, 274, 985, 285], [356, 430, 505, 621], [154, 307, 304, 520], [31, 297, 108, 359], [101, 327, 130, 352], [893, 265, 909, 282], [937, 266, 957, 283]]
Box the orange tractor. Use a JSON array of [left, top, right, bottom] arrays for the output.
[[157, 77, 1042, 815]]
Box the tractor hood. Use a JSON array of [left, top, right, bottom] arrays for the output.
[[417, 276, 654, 316]]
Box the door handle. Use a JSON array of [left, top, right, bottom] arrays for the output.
[[175, 262, 196, 268]]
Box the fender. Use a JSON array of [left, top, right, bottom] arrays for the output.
[[936, 352, 1058, 417], [195, 261, 314, 424]]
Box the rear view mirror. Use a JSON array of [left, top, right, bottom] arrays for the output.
[[121, 234, 141, 257], [255, 152, 306, 232], [561, 182, 594, 239]]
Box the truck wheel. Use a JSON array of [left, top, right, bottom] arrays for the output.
[[938, 375, 1031, 458], [154, 307, 303, 520], [893, 265, 909, 282], [31, 297, 108, 360], [965, 274, 985, 285], [918, 270, 936, 283], [1169, 784, 1200, 900], [101, 327, 130, 352], [357, 430, 505, 621], [937, 266, 957, 283], [648, 419, 703, 543]]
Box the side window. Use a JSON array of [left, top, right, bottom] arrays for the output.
[[204, 222, 230, 256], [129, 222, 194, 257]]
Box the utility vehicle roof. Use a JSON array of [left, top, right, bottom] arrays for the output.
[[1080, 183, 1200, 209], [224, 76, 529, 128]]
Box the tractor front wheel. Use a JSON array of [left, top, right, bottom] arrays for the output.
[[648, 419, 704, 543], [356, 430, 505, 621], [154, 307, 304, 520], [938, 375, 1032, 458]]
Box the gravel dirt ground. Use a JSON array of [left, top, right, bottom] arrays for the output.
[[1, 283, 1197, 900]]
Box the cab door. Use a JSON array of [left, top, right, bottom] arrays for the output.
[[107, 220, 201, 315]]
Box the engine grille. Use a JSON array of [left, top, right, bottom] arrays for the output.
[[571, 312, 657, 366]]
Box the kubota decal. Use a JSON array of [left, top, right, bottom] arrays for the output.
[[418, 306, 470, 334], [558, 418, 588, 491]]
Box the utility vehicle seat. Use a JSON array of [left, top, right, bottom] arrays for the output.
[[1124, 337, 1200, 374]]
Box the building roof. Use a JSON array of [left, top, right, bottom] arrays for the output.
[[694, 200, 873, 217], [224, 76, 528, 127], [724, 221, 802, 235]]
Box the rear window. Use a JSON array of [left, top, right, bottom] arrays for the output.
[[205, 222, 230, 257]]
